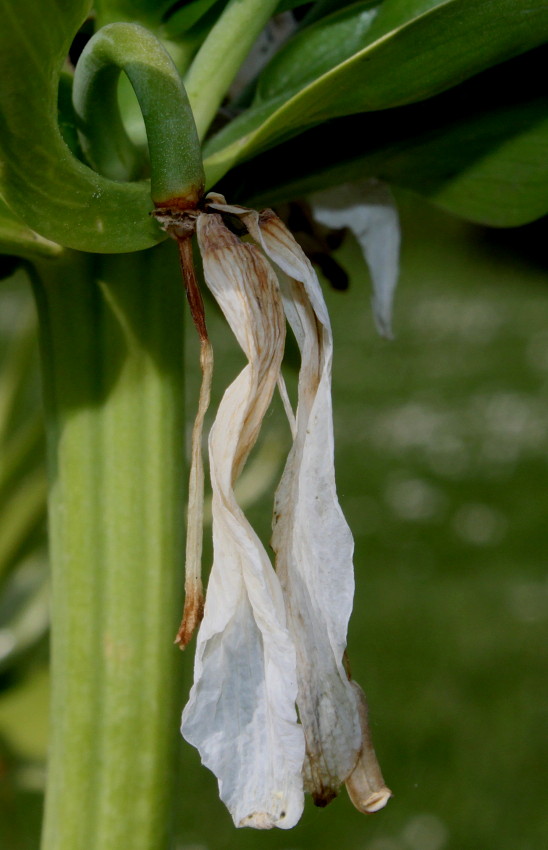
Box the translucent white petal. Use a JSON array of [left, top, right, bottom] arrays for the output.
[[182, 213, 305, 829], [311, 179, 400, 339], [245, 210, 364, 803]]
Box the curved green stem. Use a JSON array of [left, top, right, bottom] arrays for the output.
[[184, 0, 280, 140], [33, 246, 186, 850], [73, 22, 204, 207]]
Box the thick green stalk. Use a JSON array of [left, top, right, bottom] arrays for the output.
[[73, 22, 204, 207], [33, 244, 186, 850], [184, 0, 281, 140]]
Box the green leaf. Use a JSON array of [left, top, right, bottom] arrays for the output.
[[203, 0, 548, 186], [0, 198, 63, 261], [255, 1, 382, 102], [0, 0, 165, 253], [221, 48, 548, 227]]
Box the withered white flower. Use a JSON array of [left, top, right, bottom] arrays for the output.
[[311, 178, 400, 339], [154, 193, 391, 829]]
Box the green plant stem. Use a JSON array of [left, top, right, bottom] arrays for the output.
[[33, 244, 186, 850], [184, 0, 281, 140], [73, 22, 204, 206]]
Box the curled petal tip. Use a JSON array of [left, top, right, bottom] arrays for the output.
[[348, 785, 392, 814], [344, 681, 391, 814]]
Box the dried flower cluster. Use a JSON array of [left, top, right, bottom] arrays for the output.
[[154, 193, 391, 830]]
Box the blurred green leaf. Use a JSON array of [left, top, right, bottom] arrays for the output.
[[95, 0, 230, 38], [0, 470, 46, 586], [0, 667, 49, 761], [299, 0, 367, 25], [94, 0, 175, 27], [255, 1, 382, 102], [222, 48, 548, 226], [0, 734, 42, 850], [161, 0, 227, 34], [0, 286, 42, 448], [0, 282, 49, 680], [0, 0, 165, 253], [0, 284, 46, 595], [203, 0, 548, 185], [0, 558, 49, 674], [275, 0, 312, 11]]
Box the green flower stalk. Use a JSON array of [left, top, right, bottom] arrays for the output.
[[73, 22, 204, 208], [31, 22, 205, 850], [35, 248, 186, 850]]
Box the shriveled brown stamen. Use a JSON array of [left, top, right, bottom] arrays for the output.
[[163, 221, 213, 649]]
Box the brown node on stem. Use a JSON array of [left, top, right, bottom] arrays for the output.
[[153, 183, 204, 212]]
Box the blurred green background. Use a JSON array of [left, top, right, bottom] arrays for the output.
[[1, 191, 547, 849]]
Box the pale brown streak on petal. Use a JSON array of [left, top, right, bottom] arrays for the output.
[[197, 213, 285, 482]]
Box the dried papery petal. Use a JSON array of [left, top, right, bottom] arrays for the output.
[[205, 191, 247, 215], [182, 213, 305, 829], [244, 209, 369, 803], [311, 179, 400, 339], [345, 682, 392, 813]]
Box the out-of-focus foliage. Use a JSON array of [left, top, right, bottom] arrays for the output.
[[0, 278, 48, 676], [0, 275, 48, 849]]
